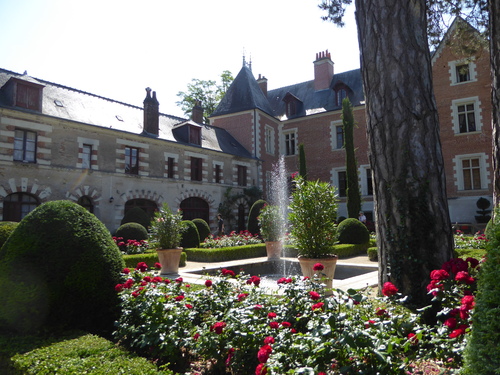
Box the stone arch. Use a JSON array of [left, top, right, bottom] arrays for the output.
[[176, 188, 217, 228], [233, 197, 250, 232], [0, 177, 52, 221], [115, 189, 164, 230]]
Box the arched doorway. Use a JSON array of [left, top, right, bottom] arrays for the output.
[[3, 193, 40, 221], [237, 203, 246, 232], [77, 196, 94, 213], [124, 199, 157, 220], [180, 197, 209, 223]]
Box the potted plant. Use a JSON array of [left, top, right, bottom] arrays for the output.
[[258, 204, 286, 259], [149, 203, 187, 274], [288, 176, 339, 290], [475, 197, 492, 224]]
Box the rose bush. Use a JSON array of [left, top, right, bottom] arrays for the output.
[[200, 230, 262, 248], [114, 258, 480, 374]]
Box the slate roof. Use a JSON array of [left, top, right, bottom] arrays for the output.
[[212, 66, 365, 120], [0, 68, 254, 159]]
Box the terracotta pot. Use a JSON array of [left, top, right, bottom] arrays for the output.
[[298, 255, 338, 291], [265, 241, 282, 260], [156, 248, 183, 275]]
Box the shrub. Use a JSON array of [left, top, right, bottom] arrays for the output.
[[180, 220, 200, 249], [120, 206, 151, 229], [192, 218, 210, 242], [184, 244, 266, 262], [123, 252, 186, 269], [0, 221, 18, 249], [463, 210, 500, 373], [247, 199, 267, 236], [0, 200, 125, 334], [367, 247, 378, 261], [115, 222, 148, 242], [337, 218, 370, 245]]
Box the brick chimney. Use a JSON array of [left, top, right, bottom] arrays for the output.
[[314, 50, 334, 91], [143, 87, 159, 136], [191, 100, 204, 124], [257, 74, 268, 96]]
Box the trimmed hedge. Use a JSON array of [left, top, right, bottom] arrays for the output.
[[184, 244, 267, 262], [180, 220, 200, 249], [0, 221, 18, 249], [367, 247, 378, 261], [115, 222, 148, 242], [337, 218, 370, 245], [123, 252, 186, 269], [2, 331, 171, 375], [192, 218, 210, 242]]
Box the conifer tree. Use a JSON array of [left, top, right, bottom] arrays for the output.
[[342, 98, 361, 218], [298, 144, 307, 180]]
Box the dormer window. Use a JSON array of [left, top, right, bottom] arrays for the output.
[[332, 81, 352, 107], [189, 125, 201, 145], [283, 92, 303, 119], [336, 88, 347, 106], [3, 77, 44, 112]]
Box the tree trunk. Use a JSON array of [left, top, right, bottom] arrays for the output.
[[354, 0, 454, 306], [490, 0, 500, 209]]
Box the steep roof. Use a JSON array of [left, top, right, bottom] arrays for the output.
[[0, 68, 254, 159], [212, 65, 365, 120], [212, 66, 275, 117]]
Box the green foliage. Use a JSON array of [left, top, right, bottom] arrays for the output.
[[367, 246, 378, 261], [184, 243, 266, 262], [258, 204, 286, 242], [123, 252, 186, 269], [463, 209, 500, 373], [180, 220, 200, 249], [337, 218, 370, 245], [120, 206, 151, 229], [0, 221, 18, 249], [289, 177, 339, 258], [7, 331, 171, 374], [298, 143, 307, 179], [149, 203, 186, 249], [0, 200, 125, 334], [115, 222, 148, 242], [192, 218, 210, 242], [176, 70, 234, 122], [342, 97, 362, 218], [247, 199, 267, 236]]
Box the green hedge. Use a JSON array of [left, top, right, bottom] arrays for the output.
[[2, 331, 171, 374], [123, 252, 187, 269], [184, 244, 267, 262], [334, 243, 370, 258], [367, 247, 378, 261]]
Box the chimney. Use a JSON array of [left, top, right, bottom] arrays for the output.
[[191, 100, 204, 124], [257, 74, 268, 96], [313, 50, 334, 91], [143, 87, 159, 136]]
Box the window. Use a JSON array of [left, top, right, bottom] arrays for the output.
[[191, 157, 203, 181], [453, 153, 489, 191], [238, 165, 247, 186], [167, 157, 175, 178], [125, 146, 139, 174], [180, 197, 209, 223], [3, 193, 39, 221], [265, 126, 274, 154], [336, 125, 344, 149], [452, 97, 482, 134], [82, 144, 92, 169], [14, 129, 37, 163], [215, 164, 222, 183], [336, 88, 347, 107], [337, 171, 347, 197], [284, 132, 296, 156], [456, 64, 470, 83], [189, 126, 201, 145], [77, 196, 94, 213], [286, 101, 297, 117], [366, 168, 373, 196], [15, 82, 42, 111]]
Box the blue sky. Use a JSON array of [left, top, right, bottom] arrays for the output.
[[0, 0, 359, 118]]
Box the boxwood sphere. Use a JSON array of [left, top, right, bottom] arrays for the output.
[[0, 200, 125, 334], [115, 222, 148, 242], [0, 221, 18, 249], [192, 218, 210, 242], [337, 218, 370, 245], [180, 220, 200, 248]]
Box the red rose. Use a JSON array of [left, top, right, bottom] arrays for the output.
[[382, 282, 398, 297], [309, 291, 321, 300], [254, 304, 263, 310], [365, 319, 376, 328], [135, 262, 148, 272], [281, 321, 292, 328], [313, 263, 325, 271], [175, 277, 183, 283], [185, 304, 193, 309], [375, 308, 388, 316], [263, 336, 275, 344], [154, 262, 161, 269], [312, 302, 325, 311], [267, 312, 277, 319], [449, 324, 468, 338], [430, 269, 449, 280], [123, 278, 134, 289], [205, 279, 213, 287], [269, 321, 279, 329], [115, 284, 124, 292], [257, 344, 273, 363], [255, 363, 267, 375], [152, 276, 163, 283], [466, 257, 479, 268], [461, 295, 475, 310], [143, 276, 152, 282], [444, 318, 457, 329], [122, 268, 130, 274], [238, 293, 249, 301], [193, 333, 200, 341], [175, 295, 185, 301], [442, 258, 468, 274], [210, 321, 227, 335], [407, 333, 418, 345]]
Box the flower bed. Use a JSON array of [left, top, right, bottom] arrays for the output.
[[114, 256, 481, 374]]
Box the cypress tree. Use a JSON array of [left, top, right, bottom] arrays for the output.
[[342, 97, 361, 218], [298, 143, 307, 180]]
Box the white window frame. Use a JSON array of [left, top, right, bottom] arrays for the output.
[[330, 167, 346, 197], [451, 97, 483, 134], [77, 137, 99, 170], [448, 59, 477, 85], [359, 165, 373, 196], [282, 129, 297, 156], [330, 120, 343, 150], [265, 125, 275, 155], [453, 153, 490, 191]]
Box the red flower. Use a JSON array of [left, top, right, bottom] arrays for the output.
[[163, 278, 171, 284], [449, 324, 468, 338], [382, 282, 398, 297], [135, 262, 148, 272], [430, 269, 449, 280], [154, 262, 161, 269], [407, 333, 419, 345], [264, 336, 275, 344], [115, 284, 124, 292], [254, 304, 263, 310], [131, 287, 145, 297], [461, 295, 475, 310], [466, 257, 480, 268], [226, 348, 235, 367], [442, 258, 468, 274], [312, 302, 325, 311], [221, 268, 236, 277], [269, 321, 279, 329], [122, 268, 130, 274], [205, 279, 213, 287], [318, 373, 327, 375], [365, 319, 376, 328], [375, 308, 388, 316], [257, 344, 273, 363], [267, 312, 277, 319], [281, 321, 292, 328], [185, 303, 193, 309], [309, 291, 321, 300], [193, 333, 200, 341], [152, 276, 163, 283], [175, 295, 185, 301], [143, 276, 152, 282], [455, 271, 474, 284], [123, 278, 134, 289], [247, 275, 261, 286], [313, 263, 325, 271], [175, 277, 183, 283], [237, 293, 249, 301], [210, 321, 227, 335], [255, 363, 267, 375], [444, 317, 457, 329]]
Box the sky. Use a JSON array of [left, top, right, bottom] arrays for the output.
[[0, 0, 360, 118]]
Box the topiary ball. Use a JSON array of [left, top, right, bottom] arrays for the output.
[[180, 220, 200, 249], [192, 218, 210, 242], [0, 200, 125, 334], [337, 218, 370, 245], [0, 221, 18, 249], [115, 222, 148, 242], [248, 199, 267, 236], [121, 207, 151, 229]]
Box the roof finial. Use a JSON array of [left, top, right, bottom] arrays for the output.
[[242, 48, 252, 71]]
